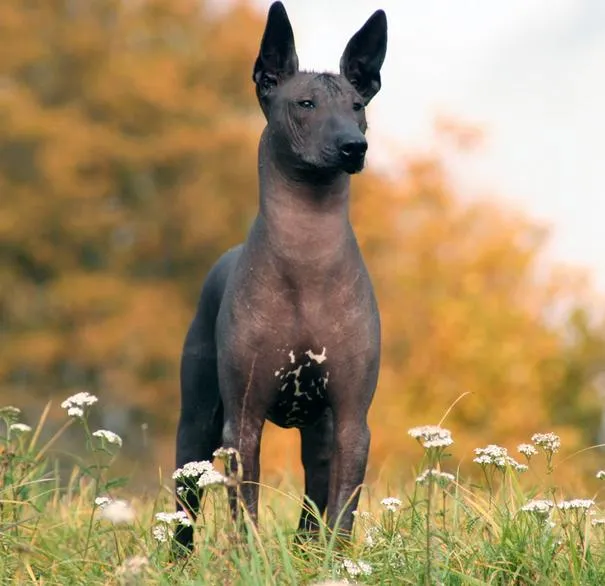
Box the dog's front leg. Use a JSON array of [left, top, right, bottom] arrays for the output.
[[325, 412, 371, 538], [221, 406, 265, 529]]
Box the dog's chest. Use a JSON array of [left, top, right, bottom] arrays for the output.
[[266, 345, 330, 428]]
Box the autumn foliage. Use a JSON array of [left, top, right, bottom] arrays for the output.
[[1, 0, 604, 485]]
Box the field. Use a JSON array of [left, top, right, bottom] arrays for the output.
[[2, 396, 605, 586]]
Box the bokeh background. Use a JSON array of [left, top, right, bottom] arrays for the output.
[[1, 0, 604, 489]]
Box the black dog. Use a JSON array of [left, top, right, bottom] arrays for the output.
[[175, 1, 387, 551]]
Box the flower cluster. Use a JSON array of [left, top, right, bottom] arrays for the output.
[[416, 468, 456, 487], [172, 460, 227, 488], [473, 444, 527, 472], [557, 499, 594, 511], [9, 423, 32, 434], [408, 425, 453, 449], [152, 524, 173, 543], [60, 391, 98, 418], [154, 510, 192, 527], [531, 432, 561, 454], [341, 558, 372, 577], [517, 443, 538, 459], [380, 497, 402, 512], [92, 429, 123, 447], [0, 406, 21, 420], [520, 499, 554, 517], [596, 470, 605, 480], [99, 499, 135, 524]]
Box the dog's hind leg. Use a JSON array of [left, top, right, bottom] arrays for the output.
[[173, 246, 241, 554], [173, 338, 223, 553], [297, 407, 334, 535]]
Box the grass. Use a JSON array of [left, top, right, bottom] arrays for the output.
[[2, 398, 605, 585]]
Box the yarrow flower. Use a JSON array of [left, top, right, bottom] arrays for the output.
[[152, 524, 173, 543], [596, 470, 605, 480], [557, 499, 594, 511], [154, 510, 192, 526], [380, 497, 402, 512], [0, 406, 21, 420], [213, 446, 238, 459], [591, 518, 605, 527], [61, 392, 98, 417], [517, 443, 538, 459], [520, 499, 554, 516], [92, 429, 123, 447], [408, 425, 453, 449], [531, 432, 561, 454], [172, 460, 227, 488], [9, 423, 32, 434], [94, 496, 112, 508], [473, 445, 527, 472], [341, 558, 372, 577], [352, 510, 372, 520], [99, 499, 135, 524], [416, 468, 456, 487]]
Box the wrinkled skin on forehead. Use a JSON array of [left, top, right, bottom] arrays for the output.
[[266, 72, 369, 175]]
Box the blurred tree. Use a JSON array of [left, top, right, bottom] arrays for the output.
[[0, 0, 603, 484]]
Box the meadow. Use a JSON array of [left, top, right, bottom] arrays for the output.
[[2, 395, 605, 586]]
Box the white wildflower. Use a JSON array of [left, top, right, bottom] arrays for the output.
[[152, 524, 173, 543], [197, 468, 227, 488], [531, 432, 561, 454], [176, 486, 186, 495], [596, 470, 605, 480], [173, 460, 227, 487], [0, 406, 21, 420], [408, 425, 453, 449], [473, 445, 526, 471], [342, 558, 372, 577], [352, 510, 371, 520], [67, 406, 84, 418], [518, 443, 538, 458], [92, 429, 123, 447], [100, 499, 135, 524], [380, 497, 402, 512], [416, 468, 456, 487], [591, 518, 605, 527], [154, 511, 192, 526], [213, 446, 238, 459], [9, 423, 32, 434], [116, 555, 149, 578], [172, 460, 216, 480], [95, 496, 112, 508], [520, 499, 554, 516], [61, 391, 98, 410], [557, 499, 594, 511]]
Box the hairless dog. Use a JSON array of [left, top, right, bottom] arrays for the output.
[[175, 1, 387, 552]]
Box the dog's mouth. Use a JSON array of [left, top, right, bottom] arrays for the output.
[[339, 153, 366, 174]]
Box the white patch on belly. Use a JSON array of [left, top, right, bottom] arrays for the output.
[[305, 347, 327, 364]]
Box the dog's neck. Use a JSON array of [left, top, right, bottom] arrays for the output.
[[256, 130, 352, 265]]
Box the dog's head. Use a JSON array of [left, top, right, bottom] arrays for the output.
[[253, 2, 387, 179]]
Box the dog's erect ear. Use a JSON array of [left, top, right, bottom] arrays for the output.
[[340, 10, 387, 105], [253, 2, 299, 105]]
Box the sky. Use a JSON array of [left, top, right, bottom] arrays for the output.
[[247, 0, 605, 291]]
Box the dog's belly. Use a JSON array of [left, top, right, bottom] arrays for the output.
[[266, 346, 330, 428]]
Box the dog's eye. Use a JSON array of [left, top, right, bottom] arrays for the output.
[[352, 102, 364, 112], [297, 99, 315, 109]]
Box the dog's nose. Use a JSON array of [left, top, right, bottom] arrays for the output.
[[339, 138, 368, 160]]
